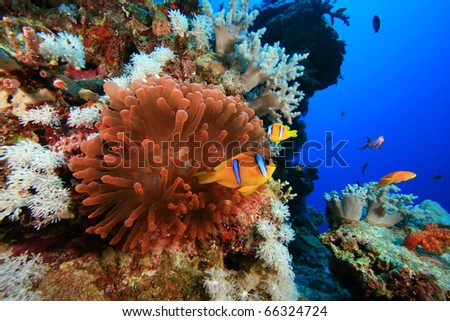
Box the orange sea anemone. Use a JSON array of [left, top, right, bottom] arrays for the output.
[[69, 76, 265, 252]]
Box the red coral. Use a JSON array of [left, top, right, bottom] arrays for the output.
[[152, 20, 172, 37], [69, 76, 265, 252], [83, 25, 127, 72], [64, 65, 107, 80], [404, 224, 450, 254]]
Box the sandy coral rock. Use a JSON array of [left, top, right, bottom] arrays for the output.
[[1, 88, 55, 116], [405, 200, 450, 228], [39, 257, 106, 300], [320, 221, 450, 300], [36, 245, 219, 300]]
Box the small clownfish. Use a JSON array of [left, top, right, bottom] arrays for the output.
[[266, 123, 298, 144], [376, 171, 416, 189], [195, 152, 276, 195]]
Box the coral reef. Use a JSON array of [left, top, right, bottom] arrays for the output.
[[325, 183, 417, 228], [0, 0, 355, 302], [0, 139, 72, 229], [404, 199, 450, 228], [69, 75, 265, 253], [320, 222, 450, 300], [253, 0, 347, 99], [404, 224, 450, 255], [0, 186, 300, 301], [320, 221, 450, 300], [320, 182, 450, 300], [0, 250, 47, 300]]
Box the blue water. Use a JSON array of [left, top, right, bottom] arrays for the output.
[[304, 0, 450, 212], [210, 0, 450, 212]]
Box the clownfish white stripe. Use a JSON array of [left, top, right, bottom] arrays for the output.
[[278, 125, 284, 140]]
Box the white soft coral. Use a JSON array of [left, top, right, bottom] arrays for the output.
[[0, 139, 71, 228], [0, 251, 47, 300], [168, 9, 189, 37], [203, 0, 259, 55], [254, 218, 297, 300], [38, 31, 85, 69], [18, 103, 61, 127], [237, 31, 309, 124], [67, 104, 103, 128], [109, 46, 176, 88], [191, 14, 214, 51]]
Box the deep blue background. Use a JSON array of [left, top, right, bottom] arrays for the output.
[[210, 0, 450, 212], [304, 0, 450, 213]]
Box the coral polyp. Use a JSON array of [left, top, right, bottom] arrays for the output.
[[69, 76, 265, 252]]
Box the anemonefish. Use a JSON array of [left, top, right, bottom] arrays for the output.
[[195, 152, 276, 195], [266, 123, 298, 144], [376, 171, 416, 188]]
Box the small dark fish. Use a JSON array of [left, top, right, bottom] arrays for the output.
[[362, 162, 369, 175], [373, 15, 381, 33], [336, 8, 347, 13], [219, 3, 224, 11], [341, 111, 346, 117], [356, 181, 361, 187], [433, 174, 443, 180]]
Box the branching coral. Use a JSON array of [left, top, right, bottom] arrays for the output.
[[365, 185, 417, 227], [204, 0, 259, 55], [235, 29, 309, 123], [325, 183, 418, 227], [324, 184, 367, 222], [69, 76, 265, 252]]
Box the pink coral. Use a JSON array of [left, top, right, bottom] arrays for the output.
[[69, 76, 265, 252]]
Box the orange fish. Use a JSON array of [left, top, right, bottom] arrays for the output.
[[266, 123, 298, 144], [376, 171, 416, 188], [195, 152, 276, 195]]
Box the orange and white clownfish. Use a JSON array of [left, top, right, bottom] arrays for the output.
[[195, 152, 276, 195], [266, 123, 298, 144]]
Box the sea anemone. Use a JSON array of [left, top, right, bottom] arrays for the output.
[[69, 76, 265, 252]]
